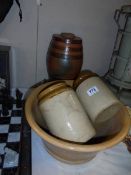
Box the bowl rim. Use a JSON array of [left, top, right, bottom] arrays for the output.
[[25, 82, 131, 152]]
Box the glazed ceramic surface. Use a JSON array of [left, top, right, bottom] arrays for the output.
[[76, 76, 123, 123], [39, 84, 95, 143], [46, 33, 83, 80], [25, 81, 130, 164]]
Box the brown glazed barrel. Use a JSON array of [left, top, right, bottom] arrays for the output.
[[46, 33, 83, 80]]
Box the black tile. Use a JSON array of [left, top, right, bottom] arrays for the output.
[[0, 155, 4, 168], [11, 110, 22, 117], [0, 134, 8, 143], [2, 167, 18, 175], [6, 142, 20, 153], [0, 117, 10, 124], [1, 106, 9, 117], [9, 124, 21, 132]]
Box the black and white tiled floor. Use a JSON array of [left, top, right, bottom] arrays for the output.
[[0, 104, 22, 175]]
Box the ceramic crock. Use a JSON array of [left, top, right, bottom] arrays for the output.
[[74, 70, 123, 124], [46, 33, 83, 80], [38, 81, 96, 143]]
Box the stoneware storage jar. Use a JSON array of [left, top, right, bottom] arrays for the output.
[[74, 70, 123, 124], [46, 33, 83, 80], [38, 81, 96, 143]]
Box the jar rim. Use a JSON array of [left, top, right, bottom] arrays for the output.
[[38, 81, 71, 104], [73, 70, 98, 90]]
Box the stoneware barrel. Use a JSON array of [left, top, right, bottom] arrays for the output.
[[46, 33, 83, 80]]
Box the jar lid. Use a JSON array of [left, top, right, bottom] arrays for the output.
[[38, 81, 71, 104], [52, 33, 82, 44], [73, 70, 98, 89]]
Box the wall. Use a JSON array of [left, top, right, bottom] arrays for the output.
[[0, 0, 130, 89], [0, 0, 37, 89]]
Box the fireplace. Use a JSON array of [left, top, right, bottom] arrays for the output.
[[0, 45, 10, 101]]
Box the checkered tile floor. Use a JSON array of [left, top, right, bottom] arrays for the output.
[[0, 104, 22, 175]]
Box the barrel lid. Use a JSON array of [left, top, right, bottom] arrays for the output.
[[73, 70, 98, 89], [52, 33, 82, 44]]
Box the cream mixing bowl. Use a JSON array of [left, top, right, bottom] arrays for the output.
[[25, 81, 130, 164]]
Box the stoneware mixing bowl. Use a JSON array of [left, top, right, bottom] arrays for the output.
[[25, 81, 130, 164]]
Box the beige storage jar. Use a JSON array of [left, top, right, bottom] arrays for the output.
[[74, 70, 123, 124], [38, 81, 96, 143]]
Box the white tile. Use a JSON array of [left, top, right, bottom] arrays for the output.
[[0, 143, 6, 154], [3, 147, 19, 168], [13, 104, 17, 110], [7, 132, 20, 142], [8, 110, 12, 116], [0, 125, 9, 133], [13, 104, 22, 110], [11, 117, 21, 124]]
